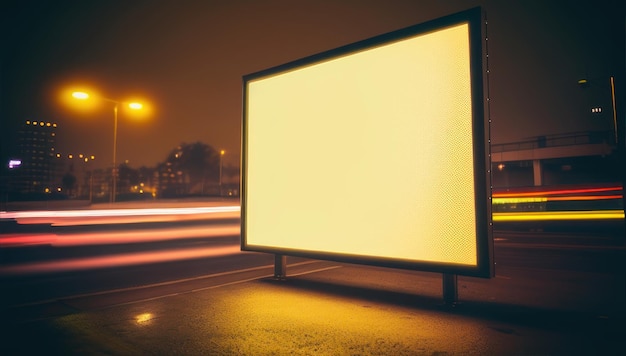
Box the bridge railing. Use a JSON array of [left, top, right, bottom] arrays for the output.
[[491, 130, 614, 153]]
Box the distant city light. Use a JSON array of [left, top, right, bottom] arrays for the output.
[[24, 120, 56, 127], [591, 107, 602, 113], [8, 159, 22, 169]]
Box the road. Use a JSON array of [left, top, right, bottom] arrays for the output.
[[1, 204, 625, 355], [0, 203, 624, 311]]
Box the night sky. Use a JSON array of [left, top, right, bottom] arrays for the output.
[[1, 0, 623, 170]]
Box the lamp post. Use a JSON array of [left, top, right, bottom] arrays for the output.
[[578, 76, 618, 144], [219, 150, 225, 196], [579, 75, 625, 242], [72, 92, 144, 203]]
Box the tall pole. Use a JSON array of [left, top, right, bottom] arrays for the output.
[[112, 104, 118, 203], [613, 76, 626, 245], [610, 76, 617, 144], [70, 92, 145, 204], [219, 150, 224, 196]]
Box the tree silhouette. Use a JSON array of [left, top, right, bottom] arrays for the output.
[[61, 172, 77, 197], [117, 163, 140, 195], [161, 142, 220, 196]]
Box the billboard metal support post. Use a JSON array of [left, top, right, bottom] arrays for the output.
[[443, 273, 458, 305], [274, 254, 287, 279]]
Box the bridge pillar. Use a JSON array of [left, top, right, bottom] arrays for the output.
[[533, 159, 542, 186]]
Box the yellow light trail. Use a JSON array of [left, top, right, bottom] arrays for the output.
[[492, 195, 623, 204], [492, 210, 624, 222]]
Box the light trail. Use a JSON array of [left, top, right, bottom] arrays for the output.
[[0, 205, 240, 218], [492, 186, 622, 198], [493, 210, 624, 222], [0, 205, 240, 226], [492, 195, 623, 204], [0, 224, 240, 247], [0, 245, 243, 275], [492, 184, 624, 222]]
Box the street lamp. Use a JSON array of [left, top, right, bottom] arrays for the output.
[[219, 150, 225, 196], [579, 75, 626, 241], [72, 91, 144, 203], [578, 76, 618, 144]]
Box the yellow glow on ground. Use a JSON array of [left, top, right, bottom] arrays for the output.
[[135, 313, 154, 324], [245, 23, 478, 266]]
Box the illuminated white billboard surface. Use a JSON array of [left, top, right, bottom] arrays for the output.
[[242, 8, 492, 277]]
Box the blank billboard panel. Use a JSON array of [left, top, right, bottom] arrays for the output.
[[242, 7, 492, 277]]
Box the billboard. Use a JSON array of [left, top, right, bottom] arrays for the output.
[[242, 7, 493, 278]]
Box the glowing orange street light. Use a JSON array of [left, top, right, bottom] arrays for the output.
[[72, 92, 89, 100], [71, 91, 146, 203]]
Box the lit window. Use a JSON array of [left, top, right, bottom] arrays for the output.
[[8, 160, 21, 169]]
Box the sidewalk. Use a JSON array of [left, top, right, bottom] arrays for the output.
[[2, 261, 625, 355]]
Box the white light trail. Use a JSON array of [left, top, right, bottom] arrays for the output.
[[0, 205, 240, 219], [0, 206, 241, 226]]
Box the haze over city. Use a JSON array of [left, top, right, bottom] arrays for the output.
[[1, 0, 622, 170]]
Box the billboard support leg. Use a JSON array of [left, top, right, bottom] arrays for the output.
[[274, 254, 287, 279], [442, 273, 458, 306]]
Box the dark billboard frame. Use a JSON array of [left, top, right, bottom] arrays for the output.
[[241, 7, 493, 278]]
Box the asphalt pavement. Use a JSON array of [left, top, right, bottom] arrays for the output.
[[2, 256, 625, 355]]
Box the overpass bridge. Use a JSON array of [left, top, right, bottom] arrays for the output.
[[490, 131, 617, 187]]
